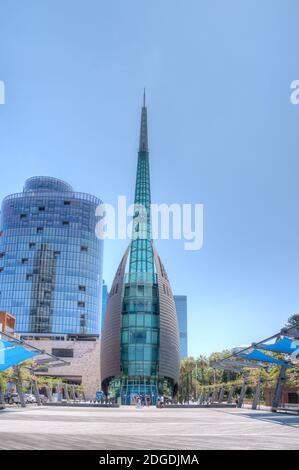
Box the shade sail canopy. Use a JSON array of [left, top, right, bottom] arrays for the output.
[[213, 363, 244, 373], [222, 359, 264, 369], [238, 349, 290, 366], [0, 340, 39, 371], [259, 337, 299, 355]]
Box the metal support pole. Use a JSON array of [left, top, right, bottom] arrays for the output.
[[211, 388, 217, 402], [238, 380, 246, 408], [195, 363, 198, 402], [271, 365, 287, 412], [252, 380, 261, 410], [14, 366, 26, 408], [0, 383, 5, 408], [0, 383, 4, 404], [64, 383, 70, 401], [32, 379, 41, 406], [227, 387, 234, 404], [218, 387, 224, 403]]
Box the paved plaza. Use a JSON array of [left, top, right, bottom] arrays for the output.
[[0, 405, 298, 450]]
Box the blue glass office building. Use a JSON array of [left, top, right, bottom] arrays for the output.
[[174, 295, 188, 358], [101, 280, 109, 331], [0, 176, 103, 336]]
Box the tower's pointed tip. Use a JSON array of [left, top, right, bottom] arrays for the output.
[[139, 88, 148, 151]]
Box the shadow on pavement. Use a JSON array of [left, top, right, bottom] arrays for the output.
[[234, 412, 299, 428]]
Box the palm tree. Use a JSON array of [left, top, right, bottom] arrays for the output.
[[196, 355, 208, 386], [179, 357, 196, 402]]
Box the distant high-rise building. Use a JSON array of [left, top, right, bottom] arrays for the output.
[[174, 295, 188, 358], [0, 176, 103, 336], [101, 280, 109, 331], [101, 94, 180, 404]]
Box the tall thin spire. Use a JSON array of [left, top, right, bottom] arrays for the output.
[[139, 90, 148, 152], [129, 92, 153, 274]]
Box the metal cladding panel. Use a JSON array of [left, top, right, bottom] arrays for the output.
[[153, 247, 180, 386], [100, 247, 129, 384]]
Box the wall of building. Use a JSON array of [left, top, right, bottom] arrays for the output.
[[0, 176, 103, 336], [264, 386, 299, 406], [174, 295, 188, 358], [101, 281, 109, 331], [28, 338, 101, 400], [0, 311, 16, 333]]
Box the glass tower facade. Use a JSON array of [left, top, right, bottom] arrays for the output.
[[101, 280, 109, 331], [0, 176, 103, 336], [174, 295, 188, 358], [119, 95, 160, 404], [101, 95, 180, 404]]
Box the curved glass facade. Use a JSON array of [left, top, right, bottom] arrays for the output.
[[120, 272, 159, 403], [0, 176, 103, 335], [101, 97, 180, 403], [119, 101, 160, 403]]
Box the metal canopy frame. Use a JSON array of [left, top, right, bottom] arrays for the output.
[[0, 330, 70, 366], [210, 322, 299, 411]]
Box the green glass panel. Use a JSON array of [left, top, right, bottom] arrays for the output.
[[121, 330, 128, 344], [128, 314, 136, 327]]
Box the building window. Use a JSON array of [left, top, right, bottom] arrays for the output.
[[288, 393, 298, 404], [64, 200, 71, 205], [21, 258, 29, 264], [80, 245, 88, 252], [78, 301, 85, 308], [26, 274, 33, 280], [137, 285, 144, 296], [44, 290, 51, 299], [0, 252, 4, 258], [0, 267, 3, 273], [29, 242, 36, 249], [38, 206, 45, 211], [37, 227, 43, 233], [20, 213, 27, 219], [54, 251, 61, 257], [52, 348, 74, 358], [78, 285, 86, 292], [62, 220, 69, 226]]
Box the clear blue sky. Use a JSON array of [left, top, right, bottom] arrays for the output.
[[1, 0, 299, 356]]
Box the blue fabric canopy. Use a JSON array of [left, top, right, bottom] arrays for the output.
[[0, 340, 39, 371], [258, 337, 299, 355], [238, 349, 290, 366], [222, 359, 264, 369]]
